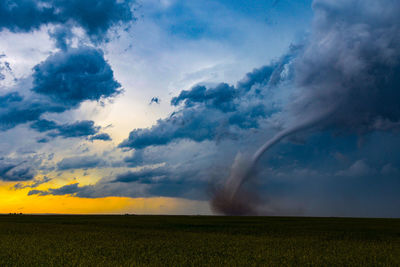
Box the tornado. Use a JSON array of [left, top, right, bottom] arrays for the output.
[[211, 108, 334, 215]]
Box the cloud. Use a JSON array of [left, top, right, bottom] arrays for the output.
[[0, 92, 23, 105], [0, 161, 35, 181], [0, 90, 61, 131], [13, 176, 51, 189], [89, 133, 112, 141], [29, 183, 80, 196], [119, 57, 292, 149], [57, 155, 105, 170], [0, 46, 121, 137], [171, 83, 237, 112], [112, 167, 168, 184], [48, 25, 73, 50], [0, 55, 15, 84], [0, 0, 135, 41], [149, 97, 160, 105], [289, 0, 400, 134], [31, 119, 100, 139], [32, 46, 121, 107], [336, 160, 375, 177], [28, 163, 206, 200]]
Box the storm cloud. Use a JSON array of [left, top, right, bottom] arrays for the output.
[[13, 176, 51, 189], [29, 183, 80, 196], [57, 155, 105, 170], [0, 0, 135, 41], [89, 133, 112, 141], [0, 161, 36, 181], [0, 46, 121, 137], [119, 57, 291, 149], [115, 0, 400, 216], [31, 119, 99, 138], [288, 0, 400, 135], [121, 0, 400, 151], [32, 46, 121, 107]]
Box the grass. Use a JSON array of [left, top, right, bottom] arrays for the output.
[[0, 215, 399, 266]]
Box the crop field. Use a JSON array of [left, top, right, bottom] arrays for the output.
[[0, 215, 399, 266]]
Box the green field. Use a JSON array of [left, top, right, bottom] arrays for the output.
[[0, 215, 399, 266]]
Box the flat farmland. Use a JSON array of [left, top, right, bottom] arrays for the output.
[[0, 215, 398, 266]]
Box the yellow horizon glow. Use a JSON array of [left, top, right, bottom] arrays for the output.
[[0, 182, 211, 215]]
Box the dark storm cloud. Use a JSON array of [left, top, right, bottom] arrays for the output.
[[0, 46, 121, 136], [89, 133, 112, 141], [113, 167, 168, 183], [0, 162, 35, 181], [31, 119, 100, 139], [0, 0, 135, 41], [29, 183, 80, 196], [289, 0, 400, 134], [171, 83, 237, 112], [28, 183, 111, 198], [32, 46, 121, 107], [28, 164, 207, 199], [0, 101, 54, 131], [119, 58, 292, 149], [119, 107, 223, 149], [57, 155, 105, 170]]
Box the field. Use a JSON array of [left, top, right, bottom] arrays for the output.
[[0, 215, 399, 266]]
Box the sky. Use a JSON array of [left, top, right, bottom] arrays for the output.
[[0, 0, 399, 217]]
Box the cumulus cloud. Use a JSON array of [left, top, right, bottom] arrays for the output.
[[119, 56, 293, 149], [32, 46, 121, 107], [0, 46, 121, 137], [0, 0, 135, 41]]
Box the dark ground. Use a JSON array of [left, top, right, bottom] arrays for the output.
[[0, 215, 399, 266]]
